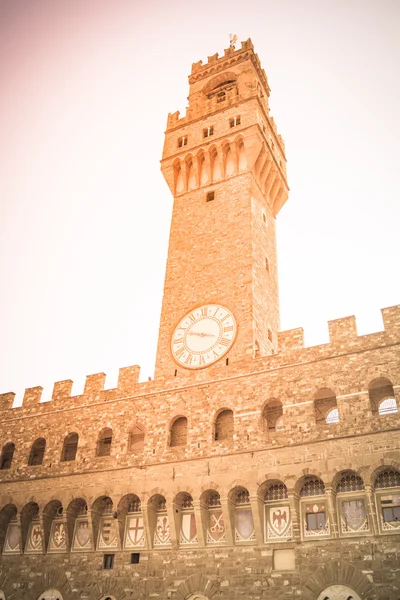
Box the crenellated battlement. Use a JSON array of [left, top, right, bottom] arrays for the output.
[[1, 305, 398, 416]]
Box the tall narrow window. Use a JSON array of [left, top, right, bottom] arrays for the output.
[[61, 433, 78, 462], [170, 417, 188, 447], [97, 428, 113, 457], [1, 442, 15, 469], [28, 438, 46, 466], [214, 410, 233, 441], [178, 136, 188, 148], [203, 126, 214, 138], [229, 116, 241, 128]]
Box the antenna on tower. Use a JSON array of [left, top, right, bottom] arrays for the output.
[[229, 34, 238, 49]]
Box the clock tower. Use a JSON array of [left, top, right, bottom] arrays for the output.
[[155, 39, 289, 379]]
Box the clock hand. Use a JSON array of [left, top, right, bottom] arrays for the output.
[[187, 332, 216, 337]]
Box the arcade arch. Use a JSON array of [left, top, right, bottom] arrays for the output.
[[316, 584, 361, 600]]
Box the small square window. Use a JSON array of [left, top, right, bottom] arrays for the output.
[[178, 136, 188, 148], [131, 552, 140, 564], [229, 116, 241, 128], [262, 211, 267, 223], [203, 126, 214, 138], [306, 512, 325, 531], [265, 257, 269, 273], [103, 554, 114, 569], [206, 191, 215, 202]]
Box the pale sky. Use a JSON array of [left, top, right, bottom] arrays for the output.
[[0, 0, 399, 405]]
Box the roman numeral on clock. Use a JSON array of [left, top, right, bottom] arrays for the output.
[[223, 325, 234, 333], [219, 337, 230, 347], [175, 347, 185, 358]]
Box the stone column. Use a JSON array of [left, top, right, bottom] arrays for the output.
[[365, 485, 379, 535], [220, 496, 234, 545], [250, 494, 264, 545], [325, 488, 339, 538]]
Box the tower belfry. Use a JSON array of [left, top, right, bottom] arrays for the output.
[[155, 39, 289, 378]]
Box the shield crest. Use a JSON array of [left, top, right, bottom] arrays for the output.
[[180, 513, 198, 544], [4, 522, 20, 553], [25, 521, 43, 553], [49, 521, 66, 551], [207, 510, 226, 543], [235, 509, 255, 542], [269, 506, 290, 536], [342, 500, 367, 531], [74, 518, 91, 550], [98, 517, 118, 548], [154, 515, 171, 545], [125, 515, 145, 547]]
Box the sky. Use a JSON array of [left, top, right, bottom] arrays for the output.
[[0, 0, 399, 405]]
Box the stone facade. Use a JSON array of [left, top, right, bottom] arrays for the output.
[[0, 39, 399, 600]]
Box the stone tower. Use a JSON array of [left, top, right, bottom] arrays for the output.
[[155, 39, 289, 379]]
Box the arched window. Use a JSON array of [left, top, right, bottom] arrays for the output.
[[262, 400, 283, 431], [232, 487, 255, 543], [336, 471, 368, 535], [38, 590, 63, 600], [61, 433, 78, 462], [264, 481, 291, 541], [170, 417, 188, 447], [314, 388, 338, 425], [28, 438, 46, 466], [299, 477, 329, 538], [129, 426, 145, 452], [369, 377, 397, 414], [119, 494, 144, 549], [0, 442, 15, 469], [336, 472, 364, 493], [96, 428, 112, 457], [21, 502, 43, 553], [203, 490, 226, 545], [214, 409, 233, 441], [68, 498, 91, 552], [150, 495, 171, 547], [374, 469, 400, 532], [174, 492, 197, 545]]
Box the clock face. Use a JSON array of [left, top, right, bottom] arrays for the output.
[[171, 304, 237, 369]]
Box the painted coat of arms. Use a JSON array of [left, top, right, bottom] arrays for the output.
[[180, 513, 198, 544], [98, 516, 119, 549], [341, 499, 368, 533], [124, 515, 145, 548], [25, 521, 43, 553], [235, 509, 255, 542], [3, 522, 20, 554], [153, 515, 171, 546], [266, 505, 292, 539], [72, 518, 92, 551], [207, 510, 226, 543], [48, 520, 66, 552]]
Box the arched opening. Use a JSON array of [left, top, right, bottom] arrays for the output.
[[314, 388, 339, 425], [170, 416, 188, 447], [0, 442, 15, 469], [374, 468, 400, 531], [92, 496, 118, 551], [129, 425, 145, 452], [28, 438, 46, 466], [201, 490, 226, 545], [43, 499, 66, 553], [67, 497, 91, 552], [368, 377, 397, 414], [263, 481, 291, 541], [231, 486, 255, 543], [119, 493, 144, 549], [37, 589, 63, 600], [186, 156, 196, 190], [1, 504, 19, 554], [149, 494, 170, 547], [21, 502, 43, 553], [262, 399, 283, 431], [174, 492, 197, 545], [210, 146, 221, 181], [299, 476, 329, 537], [316, 585, 361, 600], [214, 409, 233, 441], [61, 432, 78, 462], [335, 471, 368, 534], [96, 428, 112, 457], [174, 159, 184, 195], [197, 151, 208, 186]]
